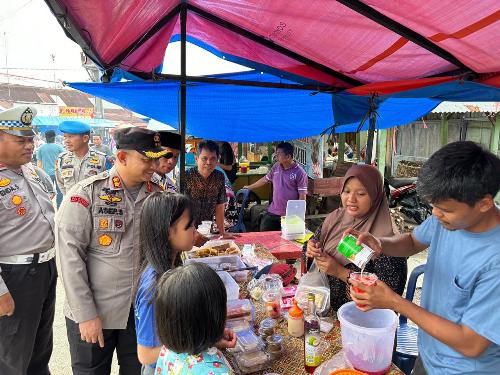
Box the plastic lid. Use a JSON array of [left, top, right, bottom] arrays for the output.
[[260, 318, 277, 330], [288, 298, 303, 318], [237, 330, 261, 350], [266, 334, 283, 345]]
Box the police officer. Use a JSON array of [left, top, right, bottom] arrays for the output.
[[151, 131, 182, 192], [56, 127, 168, 375], [0, 106, 57, 375], [55, 120, 111, 195]]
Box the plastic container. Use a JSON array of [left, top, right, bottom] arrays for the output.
[[281, 200, 306, 240], [216, 271, 240, 301], [337, 302, 397, 375], [237, 329, 264, 352], [266, 334, 284, 360], [227, 299, 255, 321], [185, 255, 248, 282], [234, 350, 271, 374], [295, 286, 330, 316], [258, 318, 277, 340], [262, 290, 282, 318], [226, 318, 251, 333], [337, 235, 375, 269]]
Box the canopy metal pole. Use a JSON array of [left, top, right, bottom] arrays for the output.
[[179, 1, 187, 191], [365, 116, 376, 164]]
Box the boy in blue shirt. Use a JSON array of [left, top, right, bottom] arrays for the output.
[[348, 141, 500, 375]]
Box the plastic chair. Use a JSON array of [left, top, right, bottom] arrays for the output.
[[393, 264, 426, 375]]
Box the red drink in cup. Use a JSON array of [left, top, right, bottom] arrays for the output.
[[349, 272, 378, 308]]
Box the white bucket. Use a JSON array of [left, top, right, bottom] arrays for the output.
[[337, 302, 397, 374]]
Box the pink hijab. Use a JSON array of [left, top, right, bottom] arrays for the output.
[[319, 164, 395, 266]]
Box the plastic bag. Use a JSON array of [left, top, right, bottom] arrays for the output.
[[296, 261, 331, 316], [298, 261, 330, 290]]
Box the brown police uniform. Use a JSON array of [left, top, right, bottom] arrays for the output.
[[0, 106, 57, 375], [55, 148, 109, 195], [55, 127, 168, 375]]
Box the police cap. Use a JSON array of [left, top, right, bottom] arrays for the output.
[[159, 131, 182, 151], [0, 106, 37, 137], [59, 120, 91, 134], [114, 127, 170, 159]]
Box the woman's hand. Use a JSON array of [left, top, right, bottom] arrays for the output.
[[215, 328, 237, 349], [306, 239, 323, 258], [343, 228, 383, 257], [349, 279, 401, 311], [315, 254, 346, 278]]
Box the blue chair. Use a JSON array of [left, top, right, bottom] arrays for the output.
[[393, 264, 426, 375]]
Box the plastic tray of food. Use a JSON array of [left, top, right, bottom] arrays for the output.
[[217, 271, 240, 301], [227, 299, 255, 321], [226, 318, 251, 333], [184, 254, 248, 282], [233, 349, 271, 374], [295, 285, 330, 315], [186, 240, 240, 259]]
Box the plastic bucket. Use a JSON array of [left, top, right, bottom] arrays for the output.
[[337, 302, 397, 375]]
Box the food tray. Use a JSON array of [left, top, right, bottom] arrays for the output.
[[186, 240, 240, 259], [184, 255, 248, 282], [227, 299, 255, 321], [217, 271, 240, 301]]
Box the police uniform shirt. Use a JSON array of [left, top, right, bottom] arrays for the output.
[[151, 172, 178, 193], [55, 167, 162, 329], [0, 163, 55, 295], [55, 148, 110, 195]]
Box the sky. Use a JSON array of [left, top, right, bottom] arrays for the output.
[[0, 1, 248, 87]]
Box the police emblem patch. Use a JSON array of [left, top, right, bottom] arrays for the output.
[[20, 108, 34, 125], [17, 206, 27, 216], [0, 178, 11, 187], [89, 158, 99, 165], [11, 195, 22, 206], [153, 133, 161, 147], [114, 219, 123, 229], [99, 194, 122, 205], [112, 176, 122, 189], [99, 218, 109, 229], [98, 234, 112, 246], [70, 196, 90, 208]]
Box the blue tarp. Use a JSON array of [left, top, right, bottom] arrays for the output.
[[68, 71, 444, 142]]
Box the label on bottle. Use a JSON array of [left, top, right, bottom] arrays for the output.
[[304, 332, 321, 367]]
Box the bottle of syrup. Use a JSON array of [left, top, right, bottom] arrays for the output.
[[304, 293, 321, 373]]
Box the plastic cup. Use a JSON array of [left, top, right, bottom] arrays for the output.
[[349, 272, 378, 308], [201, 220, 213, 227]]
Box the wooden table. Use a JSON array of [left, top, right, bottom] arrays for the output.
[[234, 231, 303, 261]]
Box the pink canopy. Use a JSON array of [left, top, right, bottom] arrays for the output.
[[45, 0, 500, 90]]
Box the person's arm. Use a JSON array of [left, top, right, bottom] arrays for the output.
[[345, 229, 427, 258], [0, 274, 14, 317], [54, 157, 66, 195], [243, 176, 268, 190], [56, 188, 104, 347], [297, 169, 308, 200], [350, 281, 491, 357], [137, 345, 161, 365]]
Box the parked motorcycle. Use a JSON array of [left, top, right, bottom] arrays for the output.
[[384, 177, 432, 224]]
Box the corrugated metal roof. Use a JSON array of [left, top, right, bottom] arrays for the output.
[[432, 102, 500, 113]]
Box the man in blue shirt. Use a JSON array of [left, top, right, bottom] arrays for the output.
[[347, 141, 500, 375], [36, 130, 64, 206]]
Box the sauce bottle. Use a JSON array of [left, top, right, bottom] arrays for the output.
[[304, 293, 321, 373], [287, 299, 304, 337]]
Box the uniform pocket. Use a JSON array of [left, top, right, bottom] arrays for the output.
[[448, 276, 471, 322]]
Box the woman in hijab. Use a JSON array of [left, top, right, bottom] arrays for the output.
[[305, 164, 407, 311]]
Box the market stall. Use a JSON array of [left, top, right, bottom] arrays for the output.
[[184, 239, 404, 375]]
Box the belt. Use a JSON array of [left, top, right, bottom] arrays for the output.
[[0, 247, 55, 265]]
